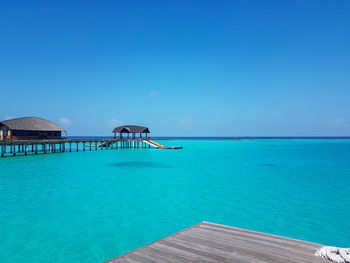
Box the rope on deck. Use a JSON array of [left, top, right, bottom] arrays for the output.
[[315, 247, 350, 262]]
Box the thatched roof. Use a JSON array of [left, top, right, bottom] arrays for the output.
[[0, 117, 64, 131], [112, 125, 150, 133]]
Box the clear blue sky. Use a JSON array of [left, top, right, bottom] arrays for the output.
[[1, 0, 349, 136]]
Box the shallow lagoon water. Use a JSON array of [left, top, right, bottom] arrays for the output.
[[1, 139, 350, 262]]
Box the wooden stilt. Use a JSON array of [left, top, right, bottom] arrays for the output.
[[69, 143, 72, 152]]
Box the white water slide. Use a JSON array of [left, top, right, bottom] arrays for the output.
[[143, 139, 164, 148], [143, 139, 182, 149]]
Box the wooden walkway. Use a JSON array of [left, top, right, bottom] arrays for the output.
[[106, 222, 330, 263], [0, 138, 182, 157]]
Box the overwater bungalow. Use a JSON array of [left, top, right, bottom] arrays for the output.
[[112, 125, 150, 139], [0, 117, 66, 141], [0, 121, 180, 157]]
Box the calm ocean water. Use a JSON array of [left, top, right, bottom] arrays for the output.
[[1, 139, 350, 262]]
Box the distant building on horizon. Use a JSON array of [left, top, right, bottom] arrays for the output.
[[0, 117, 66, 140]]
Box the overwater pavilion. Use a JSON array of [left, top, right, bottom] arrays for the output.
[[112, 125, 150, 139], [0, 117, 66, 141], [1, 122, 180, 158]]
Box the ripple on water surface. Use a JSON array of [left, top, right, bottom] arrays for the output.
[[0, 139, 350, 263], [108, 161, 171, 168]]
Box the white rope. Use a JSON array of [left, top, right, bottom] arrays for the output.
[[315, 247, 350, 263]]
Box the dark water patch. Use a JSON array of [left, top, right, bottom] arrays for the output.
[[259, 163, 276, 167], [109, 161, 171, 169]]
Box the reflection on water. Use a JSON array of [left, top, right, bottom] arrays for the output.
[[259, 163, 276, 167], [109, 161, 170, 168]]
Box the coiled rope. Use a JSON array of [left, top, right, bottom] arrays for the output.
[[315, 247, 350, 263]]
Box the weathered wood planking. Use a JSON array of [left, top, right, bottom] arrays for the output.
[[0, 138, 181, 157], [106, 222, 330, 263]]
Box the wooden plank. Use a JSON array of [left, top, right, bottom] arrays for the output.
[[194, 226, 317, 253], [106, 222, 330, 263], [0, 138, 177, 156], [201, 222, 318, 247], [174, 231, 318, 263]]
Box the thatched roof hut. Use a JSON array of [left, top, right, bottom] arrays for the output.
[[1, 117, 64, 131], [112, 125, 150, 134], [0, 117, 65, 140], [112, 125, 150, 139]]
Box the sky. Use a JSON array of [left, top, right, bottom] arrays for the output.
[[0, 0, 349, 136]]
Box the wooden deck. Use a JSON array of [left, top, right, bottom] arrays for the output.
[[106, 222, 330, 263], [0, 138, 182, 157]]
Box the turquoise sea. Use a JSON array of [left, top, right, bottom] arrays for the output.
[[1, 139, 350, 262]]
